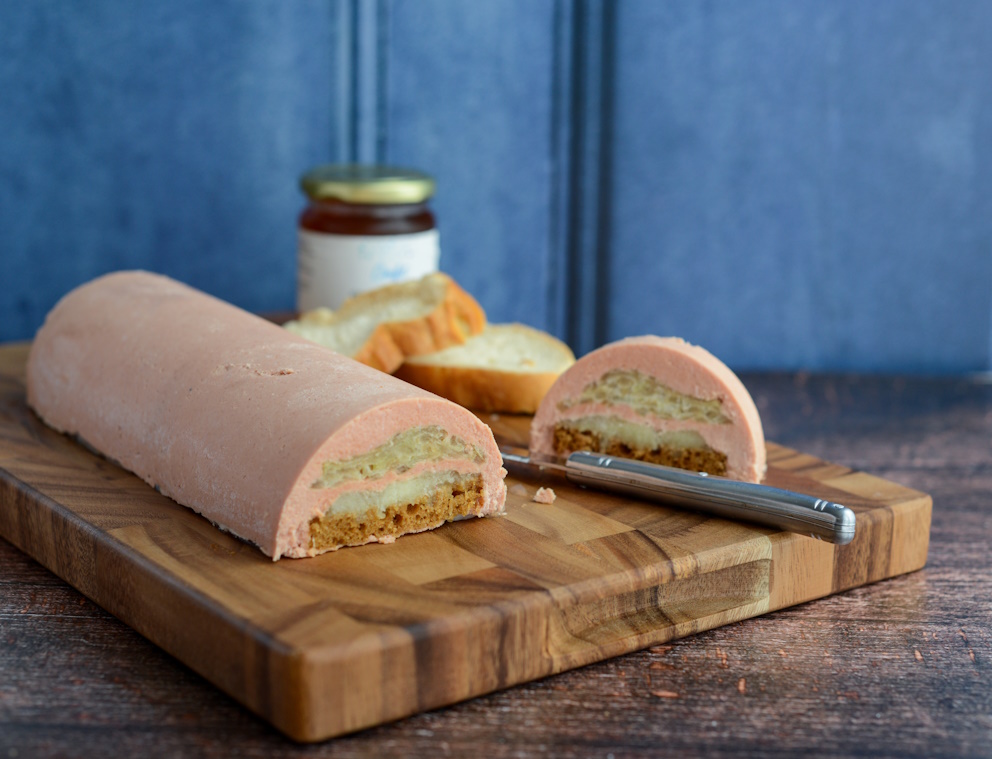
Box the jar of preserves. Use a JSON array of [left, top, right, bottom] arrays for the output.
[[297, 164, 439, 312]]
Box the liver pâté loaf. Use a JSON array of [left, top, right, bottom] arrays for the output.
[[26, 271, 506, 559], [530, 336, 766, 483]]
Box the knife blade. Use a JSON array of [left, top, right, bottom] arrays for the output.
[[500, 446, 856, 545]]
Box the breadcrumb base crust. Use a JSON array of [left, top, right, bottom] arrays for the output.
[[553, 425, 729, 477], [307, 476, 484, 553]]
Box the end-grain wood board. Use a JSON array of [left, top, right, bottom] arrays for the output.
[[0, 343, 932, 742]]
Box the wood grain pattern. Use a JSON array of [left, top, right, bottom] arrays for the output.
[[0, 343, 932, 742], [5, 369, 984, 759]]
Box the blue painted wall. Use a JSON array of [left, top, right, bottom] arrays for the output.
[[0, 1, 337, 334], [2, 0, 990, 373], [384, 0, 561, 330], [607, 1, 992, 373]]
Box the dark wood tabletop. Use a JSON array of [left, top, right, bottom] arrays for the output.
[[2, 372, 989, 758]]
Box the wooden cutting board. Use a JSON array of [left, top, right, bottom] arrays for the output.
[[0, 342, 932, 742]]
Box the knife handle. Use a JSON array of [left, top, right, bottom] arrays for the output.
[[563, 451, 856, 545]]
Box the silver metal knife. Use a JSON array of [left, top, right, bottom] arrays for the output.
[[500, 447, 856, 545]]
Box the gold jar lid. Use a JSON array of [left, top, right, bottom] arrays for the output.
[[300, 164, 435, 205]]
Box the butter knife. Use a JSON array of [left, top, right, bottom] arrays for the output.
[[500, 447, 856, 545]]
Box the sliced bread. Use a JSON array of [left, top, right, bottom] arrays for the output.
[[283, 273, 486, 373], [394, 323, 576, 413]]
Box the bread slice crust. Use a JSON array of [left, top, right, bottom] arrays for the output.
[[394, 323, 576, 413], [286, 273, 486, 373]]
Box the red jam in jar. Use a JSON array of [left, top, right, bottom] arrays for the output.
[[297, 164, 439, 311]]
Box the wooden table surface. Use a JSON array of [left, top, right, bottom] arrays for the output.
[[2, 371, 989, 758]]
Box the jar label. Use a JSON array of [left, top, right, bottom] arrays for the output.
[[297, 229, 440, 311]]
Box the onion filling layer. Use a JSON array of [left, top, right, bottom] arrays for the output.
[[557, 369, 729, 424], [311, 425, 484, 490]]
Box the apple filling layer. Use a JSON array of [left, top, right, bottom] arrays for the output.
[[553, 416, 728, 476], [557, 369, 730, 424]]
